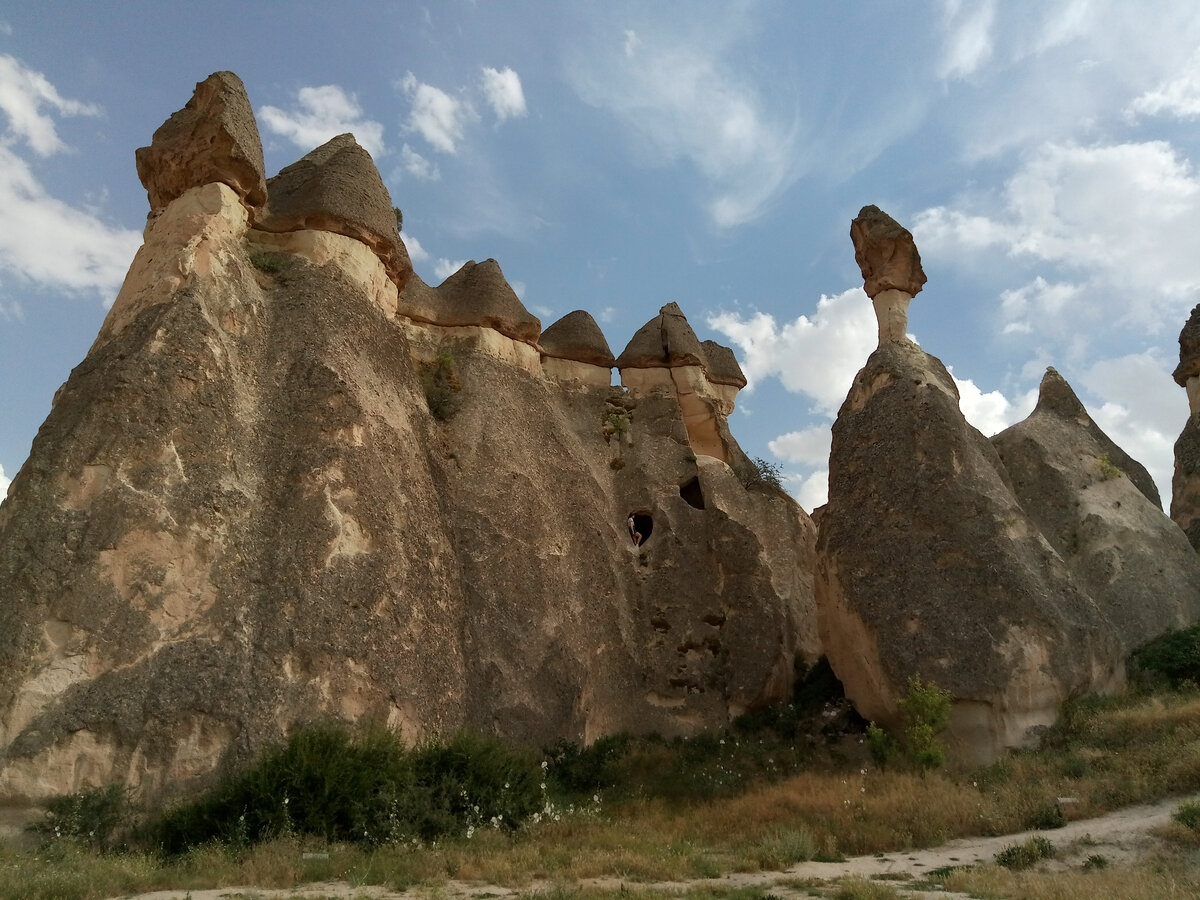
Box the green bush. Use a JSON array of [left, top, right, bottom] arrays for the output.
[[422, 350, 462, 421], [148, 724, 542, 853], [32, 784, 132, 851], [248, 249, 291, 274], [1129, 624, 1200, 689], [865, 676, 952, 773], [738, 456, 785, 493], [994, 835, 1055, 869], [1174, 800, 1200, 831], [866, 722, 898, 770], [543, 734, 630, 795]]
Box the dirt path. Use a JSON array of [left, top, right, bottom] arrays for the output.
[[115, 793, 1199, 900]]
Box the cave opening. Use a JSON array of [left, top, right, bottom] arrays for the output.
[[628, 512, 654, 546], [679, 476, 705, 510]]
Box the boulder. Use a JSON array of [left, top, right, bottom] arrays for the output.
[[815, 340, 1122, 763], [616, 302, 706, 370], [992, 368, 1200, 651], [701, 340, 747, 389], [540, 310, 615, 367], [849, 205, 927, 300], [135, 71, 266, 213], [260, 133, 411, 291]]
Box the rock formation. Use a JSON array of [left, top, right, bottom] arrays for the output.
[[1172, 303, 1200, 550], [817, 209, 1122, 764], [0, 72, 817, 819], [850, 205, 926, 344], [540, 310, 616, 386], [993, 368, 1200, 651]]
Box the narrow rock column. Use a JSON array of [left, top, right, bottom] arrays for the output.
[[1171, 303, 1200, 549], [850, 205, 927, 345]]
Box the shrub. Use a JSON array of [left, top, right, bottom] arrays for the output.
[[866, 722, 898, 770], [1025, 801, 1068, 829], [1174, 800, 1200, 831], [393, 206, 403, 232], [32, 784, 133, 851], [147, 724, 543, 853], [994, 835, 1055, 869], [1129, 624, 1200, 689], [543, 734, 630, 795], [422, 350, 462, 421], [898, 675, 951, 772], [740, 456, 785, 493], [248, 249, 291, 274]]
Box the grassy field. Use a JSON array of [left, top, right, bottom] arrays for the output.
[[4, 687, 1200, 899]]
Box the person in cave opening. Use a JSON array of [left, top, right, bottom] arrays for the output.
[[627, 515, 642, 546]]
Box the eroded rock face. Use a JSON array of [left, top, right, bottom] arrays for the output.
[[815, 342, 1122, 763], [1172, 304, 1200, 549], [261, 134, 411, 291], [541, 310, 615, 367], [849, 205, 927, 300], [616, 302, 706, 369], [700, 340, 747, 389], [993, 368, 1200, 651], [0, 74, 819, 816], [135, 71, 266, 213]]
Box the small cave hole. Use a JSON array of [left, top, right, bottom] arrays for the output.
[[680, 476, 705, 510], [626, 512, 654, 547]]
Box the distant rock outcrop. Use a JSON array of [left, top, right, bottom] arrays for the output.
[[0, 72, 817, 820], [540, 310, 615, 386], [817, 209, 1122, 764], [1172, 303, 1200, 550], [993, 368, 1200, 651], [135, 71, 267, 214]]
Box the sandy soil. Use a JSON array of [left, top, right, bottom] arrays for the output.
[[111, 792, 1200, 900]]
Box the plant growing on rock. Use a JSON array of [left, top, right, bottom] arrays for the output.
[[422, 350, 462, 421], [867, 675, 952, 773]]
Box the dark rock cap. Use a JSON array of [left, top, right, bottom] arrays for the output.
[[849, 205, 927, 299], [262, 133, 411, 290], [397, 259, 540, 344], [616, 302, 706, 369], [1173, 303, 1200, 387], [540, 310, 615, 367], [135, 71, 267, 212], [1029, 367, 1162, 508], [701, 340, 747, 389]]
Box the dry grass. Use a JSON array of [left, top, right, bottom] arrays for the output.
[[4, 689, 1200, 899], [938, 854, 1200, 899]]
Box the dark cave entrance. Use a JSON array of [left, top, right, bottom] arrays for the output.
[[679, 476, 705, 510], [628, 512, 654, 546]]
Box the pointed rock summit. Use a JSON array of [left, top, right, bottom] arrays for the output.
[[993, 368, 1200, 650], [850, 205, 926, 344], [617, 302, 706, 369], [1172, 303, 1200, 549], [135, 71, 267, 213]]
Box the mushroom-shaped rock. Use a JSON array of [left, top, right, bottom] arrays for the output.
[[851, 205, 926, 344], [992, 367, 1198, 652], [1173, 303, 1200, 405], [432, 259, 541, 345], [701, 340, 747, 389], [1173, 304, 1200, 548], [616, 302, 706, 369], [541, 310, 615, 367], [135, 71, 267, 213], [261, 134, 411, 291]]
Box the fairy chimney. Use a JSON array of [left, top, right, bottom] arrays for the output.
[[850, 205, 927, 344]]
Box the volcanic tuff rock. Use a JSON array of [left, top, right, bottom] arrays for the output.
[[135, 71, 267, 214], [815, 340, 1122, 763], [851, 205, 926, 345], [617, 301, 706, 369], [259, 133, 411, 291], [1173, 304, 1200, 549], [700, 340, 748, 389], [0, 72, 817, 817], [993, 368, 1200, 651], [540, 310, 616, 367]]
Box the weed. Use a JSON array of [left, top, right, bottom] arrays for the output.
[[609, 457, 626, 471], [994, 835, 1055, 870], [602, 410, 631, 440], [394, 206, 403, 232], [1025, 801, 1068, 830], [32, 784, 133, 851], [1173, 799, 1200, 831], [865, 723, 898, 770], [422, 350, 462, 421], [1096, 453, 1123, 481], [684, 450, 698, 463], [1083, 853, 1109, 870], [738, 457, 785, 493], [248, 249, 291, 274]]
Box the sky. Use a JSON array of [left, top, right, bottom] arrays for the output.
[[1, 1, 1199, 512]]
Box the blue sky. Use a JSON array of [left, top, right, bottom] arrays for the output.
[[1, 1, 1199, 511]]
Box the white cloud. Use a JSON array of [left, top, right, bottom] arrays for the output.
[[938, 0, 997, 80], [259, 85, 385, 158], [707, 287, 876, 416], [568, 25, 799, 227], [949, 370, 1035, 437], [480, 66, 527, 121], [0, 142, 141, 301], [598, 306, 617, 324], [402, 233, 428, 264], [914, 140, 1200, 334], [400, 143, 439, 180], [1128, 47, 1200, 120], [0, 54, 100, 156], [0, 461, 10, 504], [787, 469, 829, 513], [400, 73, 473, 155], [768, 426, 830, 467], [433, 258, 468, 282]]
